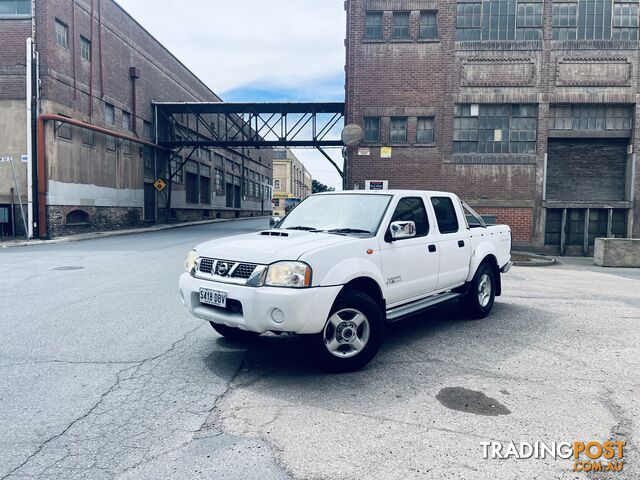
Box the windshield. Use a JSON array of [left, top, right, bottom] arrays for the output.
[[277, 194, 392, 234]]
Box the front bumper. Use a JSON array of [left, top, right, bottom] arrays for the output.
[[178, 273, 341, 334]]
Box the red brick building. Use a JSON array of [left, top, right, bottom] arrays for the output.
[[345, 0, 640, 254], [0, 0, 272, 239]]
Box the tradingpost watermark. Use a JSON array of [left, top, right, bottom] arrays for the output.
[[482, 441, 625, 473]]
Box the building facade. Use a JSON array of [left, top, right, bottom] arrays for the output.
[[0, 0, 272, 239], [272, 149, 312, 216], [345, 0, 640, 254]]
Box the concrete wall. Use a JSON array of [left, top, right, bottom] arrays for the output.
[[0, 100, 27, 205], [594, 238, 640, 267]]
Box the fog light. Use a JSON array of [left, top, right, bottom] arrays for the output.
[[271, 308, 285, 324]]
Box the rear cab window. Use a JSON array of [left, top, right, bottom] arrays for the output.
[[431, 197, 459, 234], [389, 197, 430, 238]]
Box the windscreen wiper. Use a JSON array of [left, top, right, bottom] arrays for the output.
[[326, 228, 372, 234], [285, 226, 320, 231]]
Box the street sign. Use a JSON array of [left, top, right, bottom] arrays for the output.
[[381, 147, 392, 158], [153, 179, 166, 192]]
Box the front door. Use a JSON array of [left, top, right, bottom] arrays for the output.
[[226, 183, 234, 208], [380, 196, 440, 307]]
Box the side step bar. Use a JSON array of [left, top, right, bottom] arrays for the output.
[[386, 292, 462, 322]]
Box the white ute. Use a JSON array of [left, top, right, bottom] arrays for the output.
[[179, 190, 512, 371]]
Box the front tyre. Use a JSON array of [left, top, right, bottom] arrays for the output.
[[460, 262, 496, 319], [311, 290, 384, 373], [209, 322, 261, 342]]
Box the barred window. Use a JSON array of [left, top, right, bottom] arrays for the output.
[[416, 117, 435, 143], [420, 12, 438, 39], [390, 117, 408, 143], [456, 0, 542, 40], [453, 104, 537, 154], [364, 117, 380, 143], [365, 12, 383, 39], [393, 12, 411, 39], [550, 104, 633, 131]]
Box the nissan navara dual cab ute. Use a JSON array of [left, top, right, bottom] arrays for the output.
[[179, 191, 512, 372]]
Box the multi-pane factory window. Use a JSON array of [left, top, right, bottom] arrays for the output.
[[215, 169, 224, 191], [416, 117, 435, 143], [453, 104, 537, 154], [122, 111, 131, 131], [363, 117, 380, 143], [365, 12, 383, 39], [456, 0, 543, 41], [390, 117, 408, 143], [420, 12, 438, 39], [552, 0, 637, 40], [613, 2, 639, 40], [170, 157, 183, 184], [552, 3, 578, 39], [393, 12, 411, 39], [185, 161, 199, 204], [82, 129, 94, 146], [55, 19, 69, 48], [104, 103, 115, 124], [143, 147, 153, 176], [80, 36, 91, 62], [0, 0, 31, 15], [550, 105, 634, 131], [56, 119, 72, 140]]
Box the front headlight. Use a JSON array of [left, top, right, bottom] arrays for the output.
[[185, 250, 198, 273], [264, 261, 312, 288]]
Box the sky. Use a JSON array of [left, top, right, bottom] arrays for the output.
[[116, 0, 346, 190]]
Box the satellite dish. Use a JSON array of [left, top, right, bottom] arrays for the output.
[[341, 124, 364, 147]]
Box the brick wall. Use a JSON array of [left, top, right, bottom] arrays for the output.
[[474, 206, 533, 245], [345, 0, 640, 247], [0, 19, 31, 100]]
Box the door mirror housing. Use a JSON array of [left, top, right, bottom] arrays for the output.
[[389, 221, 416, 240]]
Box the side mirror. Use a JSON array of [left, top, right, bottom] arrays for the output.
[[390, 221, 416, 240], [270, 216, 280, 228]]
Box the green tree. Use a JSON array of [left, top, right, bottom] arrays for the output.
[[312, 180, 335, 194]]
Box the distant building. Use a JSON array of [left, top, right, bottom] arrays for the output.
[[0, 0, 272, 239], [272, 149, 312, 216], [345, 0, 640, 255]]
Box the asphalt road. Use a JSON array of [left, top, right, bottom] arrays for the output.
[[0, 218, 638, 480]]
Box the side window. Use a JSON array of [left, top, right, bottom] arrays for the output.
[[390, 197, 429, 237], [431, 197, 459, 234]]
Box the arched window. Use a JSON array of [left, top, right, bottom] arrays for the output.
[[66, 210, 90, 225], [274, 179, 281, 190]]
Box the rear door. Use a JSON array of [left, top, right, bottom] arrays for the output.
[[430, 195, 470, 289], [380, 195, 440, 306]]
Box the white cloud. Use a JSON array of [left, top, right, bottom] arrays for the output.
[[115, 0, 347, 189], [116, 0, 346, 94]]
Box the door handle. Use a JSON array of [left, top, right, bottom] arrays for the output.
[[428, 244, 437, 253], [458, 240, 465, 248]]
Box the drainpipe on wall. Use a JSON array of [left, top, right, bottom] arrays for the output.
[[26, 38, 34, 238]]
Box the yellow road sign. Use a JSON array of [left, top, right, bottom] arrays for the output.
[[154, 179, 166, 192]]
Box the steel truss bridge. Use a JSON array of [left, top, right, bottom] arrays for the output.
[[153, 102, 346, 178]]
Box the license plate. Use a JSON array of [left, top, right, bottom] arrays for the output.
[[199, 288, 227, 308]]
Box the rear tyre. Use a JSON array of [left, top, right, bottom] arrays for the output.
[[311, 290, 384, 373], [460, 262, 496, 319], [209, 322, 261, 342]]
